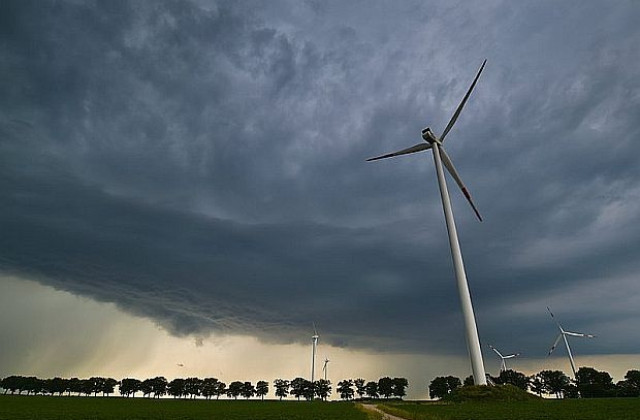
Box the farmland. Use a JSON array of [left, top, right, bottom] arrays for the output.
[[0, 395, 370, 420], [377, 398, 640, 420], [3, 394, 640, 420]]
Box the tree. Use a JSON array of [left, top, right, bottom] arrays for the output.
[[17, 377, 39, 396], [184, 377, 202, 399], [337, 379, 354, 400], [1, 376, 23, 395], [67, 378, 82, 396], [140, 378, 154, 398], [44, 377, 66, 396], [538, 370, 570, 398], [167, 378, 186, 398], [148, 377, 167, 398], [576, 367, 614, 398], [255, 381, 269, 400], [314, 379, 331, 401], [463, 375, 474, 386], [290, 377, 308, 401], [30, 377, 45, 395], [227, 381, 244, 400], [119, 378, 141, 398], [377, 377, 394, 399], [617, 370, 640, 397], [214, 380, 226, 399], [625, 369, 640, 389], [202, 378, 224, 400], [273, 379, 290, 400], [495, 369, 529, 391], [392, 377, 409, 399], [80, 379, 95, 396], [429, 376, 461, 399], [364, 381, 379, 399], [101, 378, 119, 397], [301, 380, 315, 401], [241, 382, 255, 399], [529, 374, 545, 397], [87, 377, 106, 397], [12, 376, 31, 395], [564, 383, 579, 399], [354, 378, 366, 399]]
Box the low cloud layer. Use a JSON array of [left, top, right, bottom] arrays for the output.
[[2, 1, 640, 359]]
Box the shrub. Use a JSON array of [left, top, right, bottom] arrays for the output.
[[444, 384, 541, 402]]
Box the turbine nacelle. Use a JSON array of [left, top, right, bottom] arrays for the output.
[[421, 127, 438, 143]]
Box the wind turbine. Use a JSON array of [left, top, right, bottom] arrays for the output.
[[488, 344, 520, 372], [322, 357, 330, 381], [367, 60, 488, 385], [311, 323, 319, 383], [547, 307, 595, 379]]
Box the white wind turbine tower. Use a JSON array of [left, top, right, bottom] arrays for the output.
[[311, 323, 319, 383], [488, 344, 520, 372], [367, 60, 488, 385], [322, 357, 330, 381], [547, 307, 595, 379]]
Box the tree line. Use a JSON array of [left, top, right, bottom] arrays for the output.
[[336, 377, 408, 400], [429, 368, 640, 399], [0, 375, 408, 401]]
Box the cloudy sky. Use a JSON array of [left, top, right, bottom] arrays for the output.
[[2, 0, 640, 398]]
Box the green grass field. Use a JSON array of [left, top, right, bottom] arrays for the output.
[[3, 395, 640, 420], [378, 398, 640, 420], [0, 395, 369, 420]]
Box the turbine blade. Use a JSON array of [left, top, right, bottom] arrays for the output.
[[366, 143, 432, 161], [564, 331, 596, 338], [488, 344, 503, 358], [439, 147, 482, 221], [503, 353, 520, 359], [547, 306, 565, 332], [548, 334, 562, 355], [440, 59, 486, 142]]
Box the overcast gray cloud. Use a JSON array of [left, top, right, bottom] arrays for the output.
[[2, 0, 640, 361]]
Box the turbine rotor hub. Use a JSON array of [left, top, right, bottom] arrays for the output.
[[421, 127, 438, 143]]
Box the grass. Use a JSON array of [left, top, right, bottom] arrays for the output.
[[443, 384, 541, 402], [356, 403, 386, 420], [0, 395, 368, 420], [4, 394, 640, 420], [378, 397, 640, 420]]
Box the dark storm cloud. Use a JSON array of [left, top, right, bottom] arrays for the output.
[[2, 0, 640, 356]]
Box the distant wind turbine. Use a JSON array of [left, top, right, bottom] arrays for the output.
[[367, 60, 488, 385], [311, 323, 319, 383], [547, 307, 595, 379], [488, 344, 520, 372], [322, 357, 330, 381]]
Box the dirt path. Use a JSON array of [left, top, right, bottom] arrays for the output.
[[360, 404, 408, 420]]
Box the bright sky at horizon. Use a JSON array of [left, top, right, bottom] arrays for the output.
[[2, 275, 638, 399], [2, 0, 640, 400]]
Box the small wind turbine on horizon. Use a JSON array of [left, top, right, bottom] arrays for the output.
[[547, 307, 595, 379], [322, 357, 330, 381], [311, 323, 319, 384], [367, 60, 488, 385], [488, 344, 520, 372]]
